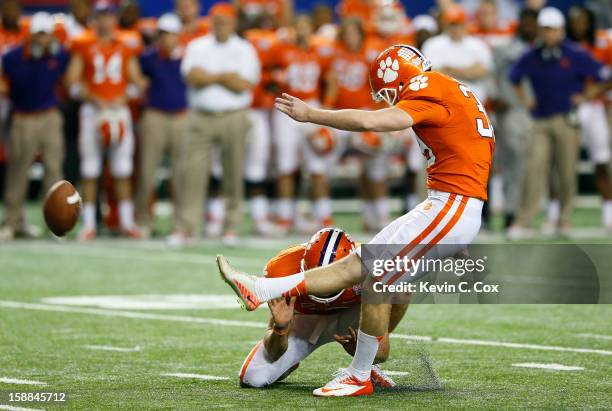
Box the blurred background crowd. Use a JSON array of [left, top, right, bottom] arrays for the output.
[[0, 0, 610, 245]]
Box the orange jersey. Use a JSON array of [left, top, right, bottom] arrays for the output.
[[246, 28, 278, 108], [580, 30, 612, 66], [271, 38, 334, 101], [470, 22, 517, 49], [117, 28, 144, 54], [327, 44, 378, 109], [396, 72, 494, 200], [264, 245, 361, 315], [71, 32, 136, 102], [0, 22, 27, 54]]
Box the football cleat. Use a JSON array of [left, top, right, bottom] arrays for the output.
[[216, 255, 262, 311], [370, 364, 397, 388], [312, 369, 373, 397], [122, 227, 144, 240], [78, 228, 96, 242]]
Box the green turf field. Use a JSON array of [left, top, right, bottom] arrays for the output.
[[1, 203, 611, 409]]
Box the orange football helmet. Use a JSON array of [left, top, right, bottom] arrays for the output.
[[301, 227, 356, 304], [369, 44, 432, 106], [307, 127, 336, 155]]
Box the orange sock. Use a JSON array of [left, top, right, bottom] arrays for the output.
[[282, 279, 308, 298]]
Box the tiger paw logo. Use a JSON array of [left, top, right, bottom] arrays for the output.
[[408, 74, 429, 91], [377, 57, 400, 84]]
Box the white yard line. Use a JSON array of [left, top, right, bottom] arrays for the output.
[[0, 245, 262, 267], [576, 333, 612, 341], [0, 405, 45, 411], [160, 373, 229, 381], [0, 378, 46, 386], [512, 363, 584, 371], [0, 300, 266, 328], [390, 334, 612, 356], [83, 345, 141, 353], [2, 300, 611, 356], [384, 371, 411, 376]]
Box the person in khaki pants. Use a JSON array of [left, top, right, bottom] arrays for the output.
[[0, 13, 69, 241], [507, 7, 609, 238], [170, 3, 260, 246], [135, 14, 188, 236]]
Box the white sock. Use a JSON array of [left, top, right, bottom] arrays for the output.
[[547, 200, 560, 224], [406, 194, 419, 210], [374, 197, 389, 223], [362, 201, 376, 227], [82, 202, 96, 230], [253, 272, 305, 302], [119, 200, 135, 230], [250, 195, 269, 222], [347, 330, 380, 382], [277, 198, 294, 221], [603, 200, 612, 226], [313, 197, 332, 222], [208, 197, 225, 222]]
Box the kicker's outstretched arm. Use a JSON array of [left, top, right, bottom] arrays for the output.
[[275, 93, 413, 132]]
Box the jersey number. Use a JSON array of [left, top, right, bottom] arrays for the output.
[[93, 52, 123, 85], [459, 84, 494, 139]]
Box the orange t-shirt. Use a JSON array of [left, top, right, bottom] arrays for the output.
[[71, 32, 137, 102], [271, 37, 334, 101], [179, 18, 209, 46], [396, 72, 495, 200], [246, 28, 278, 109], [328, 43, 378, 109], [264, 245, 361, 315], [337, 0, 373, 25]]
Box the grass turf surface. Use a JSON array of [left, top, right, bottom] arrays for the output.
[[1, 204, 611, 409]]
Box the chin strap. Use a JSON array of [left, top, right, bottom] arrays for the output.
[[372, 88, 398, 106]]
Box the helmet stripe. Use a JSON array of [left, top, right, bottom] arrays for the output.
[[327, 230, 344, 264], [317, 229, 335, 266], [319, 229, 341, 266]]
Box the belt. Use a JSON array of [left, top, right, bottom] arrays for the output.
[[194, 108, 245, 116], [12, 107, 56, 116]]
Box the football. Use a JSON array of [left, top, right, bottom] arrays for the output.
[[43, 180, 81, 237]]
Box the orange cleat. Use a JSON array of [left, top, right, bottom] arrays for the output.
[[122, 227, 144, 240], [312, 369, 374, 397], [370, 364, 397, 389], [216, 255, 262, 311]]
